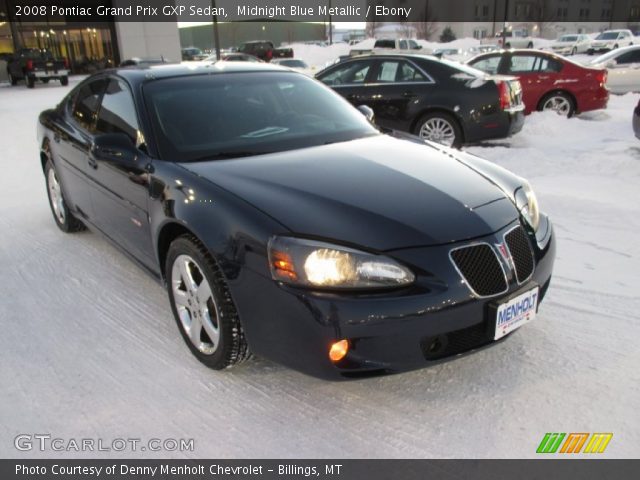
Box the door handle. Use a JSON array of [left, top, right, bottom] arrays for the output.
[[402, 91, 417, 98]]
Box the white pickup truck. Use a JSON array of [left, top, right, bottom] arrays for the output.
[[482, 30, 535, 49], [349, 38, 427, 56]]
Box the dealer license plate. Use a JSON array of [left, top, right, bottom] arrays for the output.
[[494, 287, 539, 340]]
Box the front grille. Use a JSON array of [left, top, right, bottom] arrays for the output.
[[422, 322, 491, 361], [505, 226, 535, 283], [450, 244, 507, 297]]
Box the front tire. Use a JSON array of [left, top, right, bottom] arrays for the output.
[[8, 73, 17, 85], [414, 112, 462, 148], [166, 235, 251, 370], [44, 160, 86, 233], [60, 76, 69, 86], [539, 91, 575, 118]]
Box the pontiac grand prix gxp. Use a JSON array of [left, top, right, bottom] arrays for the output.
[[38, 63, 555, 379]]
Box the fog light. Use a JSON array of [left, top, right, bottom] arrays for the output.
[[329, 339, 349, 362]]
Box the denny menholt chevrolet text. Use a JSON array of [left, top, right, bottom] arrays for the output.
[[37, 62, 555, 379]]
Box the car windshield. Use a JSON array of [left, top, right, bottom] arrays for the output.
[[559, 35, 578, 42], [597, 32, 619, 40], [144, 72, 379, 162]]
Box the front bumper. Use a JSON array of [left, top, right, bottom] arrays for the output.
[[234, 218, 555, 379]]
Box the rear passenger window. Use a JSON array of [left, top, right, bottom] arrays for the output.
[[507, 55, 562, 73], [72, 79, 107, 131], [375, 61, 427, 82], [96, 78, 142, 146]]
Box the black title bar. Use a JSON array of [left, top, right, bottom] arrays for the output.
[[4, 0, 640, 23], [2, 460, 640, 480]]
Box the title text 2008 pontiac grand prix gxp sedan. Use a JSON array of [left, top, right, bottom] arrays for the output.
[[38, 63, 555, 379]]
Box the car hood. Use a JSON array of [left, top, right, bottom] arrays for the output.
[[182, 135, 519, 250]]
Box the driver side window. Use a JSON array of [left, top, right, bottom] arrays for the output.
[[470, 55, 501, 74], [72, 79, 108, 132], [96, 78, 142, 147], [319, 61, 371, 86]]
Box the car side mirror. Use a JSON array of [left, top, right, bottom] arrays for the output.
[[357, 105, 375, 123], [91, 133, 138, 164]]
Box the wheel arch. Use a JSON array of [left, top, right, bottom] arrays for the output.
[[40, 137, 51, 173], [156, 221, 201, 282]]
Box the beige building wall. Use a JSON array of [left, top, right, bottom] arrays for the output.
[[114, 22, 182, 62]]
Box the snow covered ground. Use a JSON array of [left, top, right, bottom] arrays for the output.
[[0, 74, 639, 459]]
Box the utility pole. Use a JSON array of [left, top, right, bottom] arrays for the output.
[[211, 0, 221, 59], [503, 0, 510, 37]]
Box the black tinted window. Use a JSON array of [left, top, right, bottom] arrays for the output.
[[616, 50, 640, 64], [72, 79, 107, 131], [318, 61, 371, 85], [96, 79, 140, 144]]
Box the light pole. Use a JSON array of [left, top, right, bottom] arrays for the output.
[[211, 0, 221, 60]]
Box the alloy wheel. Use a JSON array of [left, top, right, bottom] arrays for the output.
[[419, 117, 456, 147], [171, 254, 220, 355], [47, 168, 66, 224], [542, 96, 572, 116]]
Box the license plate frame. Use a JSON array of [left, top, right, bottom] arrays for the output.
[[492, 286, 539, 341]]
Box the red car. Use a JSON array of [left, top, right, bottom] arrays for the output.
[[467, 49, 608, 117]]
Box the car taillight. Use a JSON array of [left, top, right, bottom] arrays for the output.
[[498, 81, 511, 110], [26, 60, 33, 70], [596, 69, 607, 86], [63, 57, 69, 69]]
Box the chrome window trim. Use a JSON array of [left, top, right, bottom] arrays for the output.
[[322, 57, 437, 87], [448, 242, 509, 299]]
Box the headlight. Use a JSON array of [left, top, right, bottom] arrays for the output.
[[515, 181, 540, 232], [268, 237, 415, 289]]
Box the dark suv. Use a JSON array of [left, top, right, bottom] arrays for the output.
[[238, 41, 274, 62]]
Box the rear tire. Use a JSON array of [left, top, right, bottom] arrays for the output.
[[60, 76, 69, 86], [539, 91, 575, 118], [8, 73, 17, 85], [587, 49, 594, 55], [414, 112, 463, 148], [26, 76, 35, 88], [166, 235, 251, 370], [44, 160, 86, 233]]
